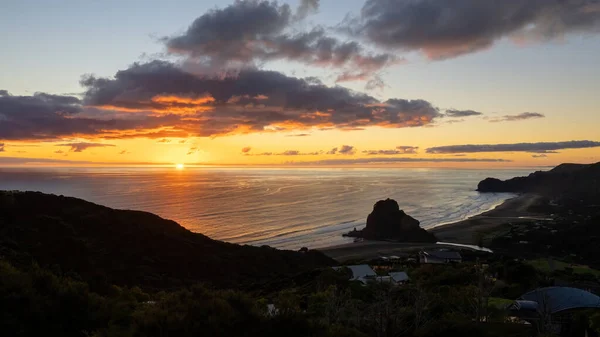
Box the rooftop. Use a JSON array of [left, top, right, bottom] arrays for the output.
[[517, 287, 600, 314]]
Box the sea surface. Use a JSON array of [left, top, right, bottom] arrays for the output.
[[0, 167, 531, 250]]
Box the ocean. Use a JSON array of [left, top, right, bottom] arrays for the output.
[[0, 167, 529, 250]]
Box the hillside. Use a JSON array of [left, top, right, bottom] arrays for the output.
[[0, 191, 334, 291], [477, 162, 600, 200]]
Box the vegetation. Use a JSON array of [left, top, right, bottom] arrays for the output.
[[1, 188, 600, 336], [1, 259, 536, 337], [0, 191, 334, 291]]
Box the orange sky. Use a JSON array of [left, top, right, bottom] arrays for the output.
[[2, 1, 600, 168]]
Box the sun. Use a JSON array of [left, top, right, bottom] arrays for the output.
[[175, 163, 185, 170]]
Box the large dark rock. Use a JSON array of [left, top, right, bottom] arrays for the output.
[[345, 199, 437, 242]]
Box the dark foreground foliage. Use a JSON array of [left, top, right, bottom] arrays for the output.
[[0, 191, 334, 291], [0, 259, 539, 337]]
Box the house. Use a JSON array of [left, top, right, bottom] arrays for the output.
[[388, 271, 410, 284], [333, 264, 377, 284], [509, 287, 600, 336], [419, 250, 462, 264]]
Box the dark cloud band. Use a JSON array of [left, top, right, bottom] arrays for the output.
[[426, 140, 600, 154], [292, 157, 512, 165]]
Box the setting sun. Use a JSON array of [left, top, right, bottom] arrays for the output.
[[175, 163, 185, 170]]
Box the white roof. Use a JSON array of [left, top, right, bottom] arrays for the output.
[[389, 271, 409, 282], [334, 264, 376, 280]]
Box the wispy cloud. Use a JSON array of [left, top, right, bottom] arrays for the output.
[[363, 145, 418, 155], [445, 109, 483, 118], [426, 140, 600, 154], [0, 156, 172, 166], [56, 142, 115, 153], [256, 150, 323, 156], [242, 147, 252, 153], [490, 112, 545, 122]]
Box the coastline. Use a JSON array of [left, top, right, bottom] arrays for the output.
[[320, 193, 547, 262], [429, 193, 546, 243]]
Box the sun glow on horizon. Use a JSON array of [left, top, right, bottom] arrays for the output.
[[175, 163, 185, 170]]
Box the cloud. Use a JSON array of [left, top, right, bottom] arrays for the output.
[[325, 145, 356, 155], [0, 156, 171, 166], [187, 146, 199, 155], [0, 89, 185, 141], [532, 154, 548, 158], [179, 139, 187, 144], [249, 149, 322, 156], [490, 112, 545, 122], [285, 133, 311, 137], [80, 61, 443, 137], [426, 140, 600, 154], [293, 157, 512, 165], [56, 142, 115, 152], [295, 0, 320, 21], [338, 145, 356, 155], [445, 109, 483, 117], [345, 0, 600, 60], [0, 143, 4, 152], [163, 0, 397, 81], [157, 138, 171, 143], [242, 146, 252, 153], [363, 145, 418, 155], [119, 150, 130, 155], [54, 150, 64, 154]]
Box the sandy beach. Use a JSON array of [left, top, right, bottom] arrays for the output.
[[320, 193, 546, 262]]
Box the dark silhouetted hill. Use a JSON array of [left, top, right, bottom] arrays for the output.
[[345, 198, 437, 242], [0, 191, 335, 291], [477, 162, 600, 200]]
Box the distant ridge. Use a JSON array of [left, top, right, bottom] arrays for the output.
[[477, 162, 600, 200], [0, 191, 335, 291]]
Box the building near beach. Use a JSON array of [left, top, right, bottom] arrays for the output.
[[388, 271, 410, 284], [509, 287, 600, 336], [419, 249, 462, 264], [333, 264, 377, 284]]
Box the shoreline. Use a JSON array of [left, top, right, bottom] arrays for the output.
[[429, 193, 545, 243], [319, 193, 547, 262]]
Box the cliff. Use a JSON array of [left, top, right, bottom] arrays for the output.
[[477, 162, 600, 200], [0, 191, 335, 291], [345, 198, 437, 242]]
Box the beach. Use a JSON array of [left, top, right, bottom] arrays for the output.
[[320, 193, 546, 262]]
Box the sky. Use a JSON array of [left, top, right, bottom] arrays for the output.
[[1, 0, 600, 167]]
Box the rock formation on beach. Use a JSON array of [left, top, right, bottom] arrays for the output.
[[344, 198, 437, 242]]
